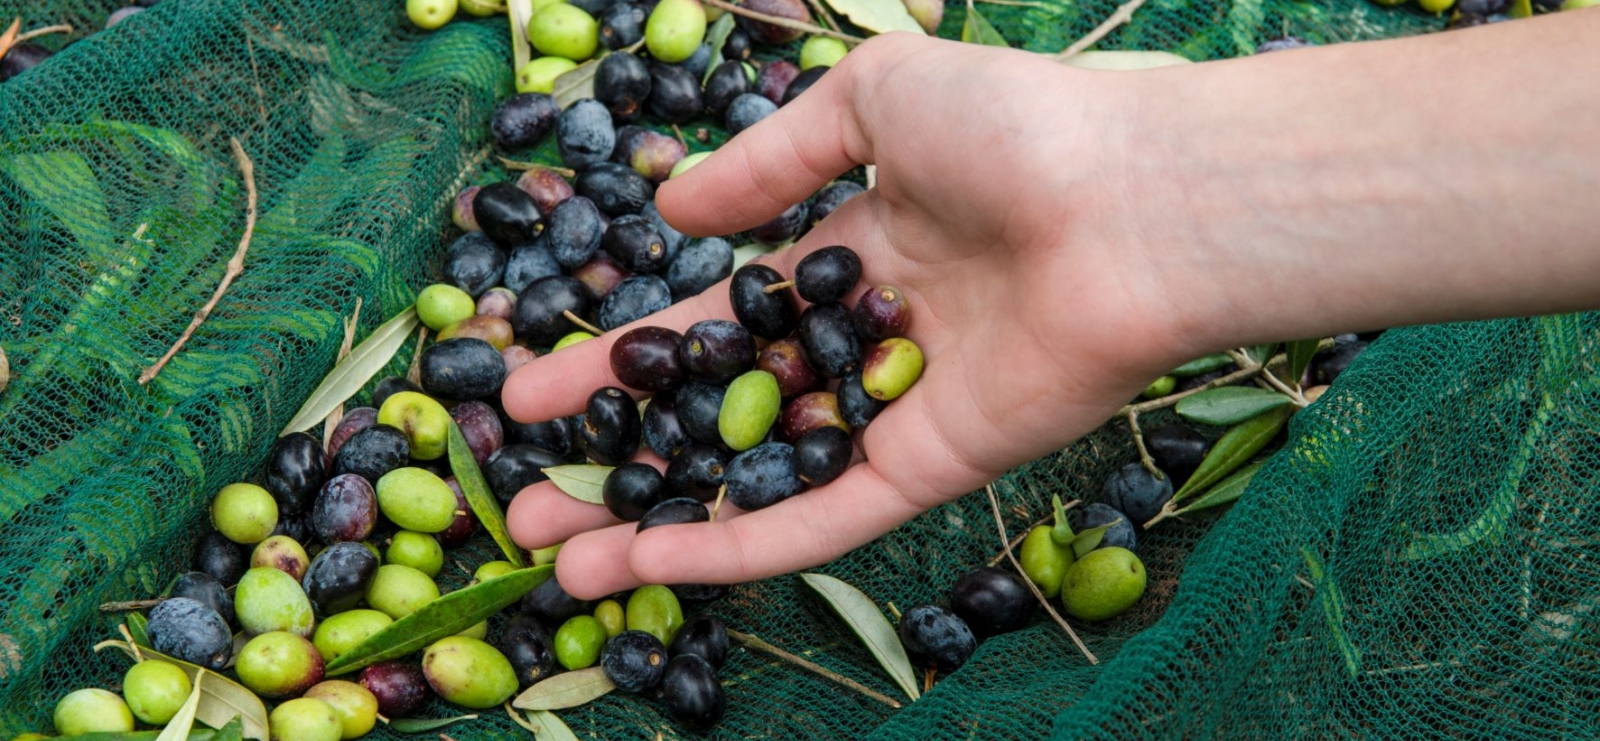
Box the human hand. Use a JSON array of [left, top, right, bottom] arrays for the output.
[[501, 34, 1205, 599]]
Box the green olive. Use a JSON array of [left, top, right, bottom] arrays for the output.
[[799, 36, 848, 70], [212, 483, 278, 545], [303, 681, 379, 740], [406, 0, 458, 29], [376, 467, 458, 533], [518, 56, 579, 94], [644, 0, 707, 63], [529, 4, 600, 61], [719, 370, 781, 451], [1141, 375, 1176, 399], [365, 564, 441, 620], [473, 560, 517, 583], [422, 636, 520, 708], [553, 615, 608, 670], [236, 566, 316, 637], [416, 284, 476, 331], [1019, 525, 1074, 599], [53, 688, 134, 735], [594, 599, 626, 638], [385, 531, 445, 577], [625, 585, 684, 645], [860, 338, 924, 401], [312, 610, 393, 664], [269, 698, 342, 741], [123, 660, 192, 725]]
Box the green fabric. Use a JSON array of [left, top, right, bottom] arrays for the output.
[[10, 2, 1583, 741]]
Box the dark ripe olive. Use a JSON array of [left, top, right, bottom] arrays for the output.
[[419, 338, 507, 402], [704, 61, 751, 119], [268, 511, 314, 546], [679, 42, 714, 80], [808, 181, 865, 229], [797, 302, 861, 378], [498, 614, 558, 688], [675, 382, 727, 445], [146, 598, 232, 671], [473, 182, 545, 248], [757, 339, 821, 399], [665, 443, 729, 502], [1078, 501, 1137, 552], [725, 92, 777, 136], [602, 630, 669, 693], [671, 583, 729, 604], [603, 462, 667, 521], [1100, 462, 1174, 525], [516, 166, 577, 215], [611, 326, 686, 392], [729, 264, 798, 340], [370, 376, 422, 413], [750, 201, 809, 246], [741, 0, 811, 43], [312, 473, 378, 544], [722, 28, 752, 61], [581, 387, 643, 466], [636, 496, 710, 532], [836, 370, 886, 429], [264, 432, 329, 515], [898, 605, 975, 671], [332, 424, 410, 484], [646, 63, 704, 125], [613, 127, 685, 183], [501, 412, 575, 459], [600, 2, 647, 49], [948, 566, 1032, 638], [680, 320, 756, 385], [573, 252, 632, 303], [301, 541, 379, 616], [572, 0, 622, 15], [547, 196, 606, 270], [171, 571, 235, 626], [724, 442, 805, 511], [666, 235, 734, 302], [522, 575, 593, 628], [503, 238, 563, 295], [594, 52, 652, 124], [755, 60, 799, 105], [660, 654, 725, 733], [436, 477, 479, 549], [360, 661, 432, 718], [779, 392, 849, 444], [194, 531, 248, 587], [597, 275, 672, 331], [326, 406, 378, 460], [1143, 425, 1209, 489], [491, 93, 561, 150], [794, 245, 861, 304], [603, 214, 669, 273], [558, 99, 618, 170], [667, 614, 727, 669], [484, 444, 566, 505], [443, 231, 508, 297], [1311, 339, 1369, 386], [782, 65, 828, 105], [852, 285, 911, 342], [576, 162, 655, 217], [513, 275, 593, 347], [0, 42, 52, 82], [643, 392, 692, 459]]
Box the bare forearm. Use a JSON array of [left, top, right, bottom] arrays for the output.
[[1116, 13, 1600, 355]]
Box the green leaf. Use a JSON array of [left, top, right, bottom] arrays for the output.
[[512, 667, 617, 710], [326, 566, 552, 675], [386, 715, 479, 732], [528, 710, 580, 741], [1173, 460, 1263, 515], [798, 573, 920, 701], [93, 642, 269, 740], [1302, 548, 1361, 676], [543, 464, 613, 505], [281, 307, 420, 434], [1175, 387, 1293, 426], [1286, 338, 1321, 387], [1244, 343, 1279, 366], [449, 422, 526, 567], [155, 672, 204, 741], [1057, 51, 1193, 70], [1069, 519, 1120, 559], [1170, 352, 1233, 377], [825, 0, 926, 34], [1173, 405, 1293, 502], [960, 0, 1008, 47], [509, 0, 535, 71], [701, 13, 738, 84], [211, 719, 245, 741], [127, 613, 150, 647]]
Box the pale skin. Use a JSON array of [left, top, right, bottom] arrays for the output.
[[503, 12, 1600, 600]]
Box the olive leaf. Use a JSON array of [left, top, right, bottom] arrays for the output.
[[1302, 548, 1361, 677], [528, 709, 580, 741], [281, 307, 420, 434], [449, 422, 526, 566], [1244, 343, 1279, 366], [1057, 50, 1194, 70], [386, 714, 479, 732], [799, 573, 921, 701], [554, 41, 645, 108], [701, 12, 738, 84], [1286, 338, 1322, 387], [1173, 405, 1293, 502], [45, 724, 240, 741], [1069, 519, 1120, 559], [824, 0, 926, 34], [512, 666, 617, 710], [1175, 386, 1293, 426], [543, 464, 614, 505], [1172, 460, 1263, 516], [960, 0, 1008, 47], [93, 642, 269, 740], [509, 0, 535, 71], [154, 672, 203, 741], [325, 566, 553, 675], [127, 612, 150, 647], [1169, 352, 1233, 377]]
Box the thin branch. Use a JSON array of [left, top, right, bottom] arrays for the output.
[[324, 298, 363, 449], [101, 598, 165, 612], [727, 630, 903, 708], [503, 705, 539, 733], [1053, 0, 1150, 60], [140, 138, 257, 385], [1118, 361, 1266, 416], [985, 484, 1098, 664], [976, 0, 1051, 7], [987, 511, 1058, 567], [699, 0, 866, 44], [1126, 408, 1163, 480], [671, 123, 688, 148], [406, 326, 428, 387], [562, 310, 604, 336], [804, 0, 843, 32], [710, 484, 729, 521], [498, 157, 576, 178], [17, 23, 72, 43]]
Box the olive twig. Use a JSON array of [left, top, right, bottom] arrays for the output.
[[497, 157, 577, 179], [1228, 348, 1310, 407], [324, 297, 364, 450], [140, 138, 258, 385], [406, 326, 428, 387], [763, 279, 796, 294], [709, 484, 729, 521], [803, 0, 843, 33], [118, 625, 145, 663], [985, 483, 1098, 664], [503, 705, 538, 733], [885, 601, 902, 621], [726, 630, 903, 708], [100, 599, 166, 612], [698, 0, 867, 45], [1126, 408, 1163, 480], [985, 508, 1073, 567], [562, 310, 604, 336], [16, 23, 72, 43], [1052, 0, 1150, 60], [671, 123, 688, 148]]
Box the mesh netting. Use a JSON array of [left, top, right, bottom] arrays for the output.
[[10, 2, 1589, 741]]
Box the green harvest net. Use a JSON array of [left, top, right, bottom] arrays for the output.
[[6, 0, 1593, 739]]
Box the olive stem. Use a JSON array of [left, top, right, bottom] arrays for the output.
[[671, 123, 688, 148], [1052, 0, 1150, 60], [324, 297, 364, 449], [697, 0, 867, 45], [1125, 408, 1164, 481], [497, 157, 577, 179], [923, 667, 935, 693], [985, 510, 1065, 567], [562, 310, 605, 336], [1140, 500, 1177, 530], [140, 138, 258, 385], [727, 630, 903, 708], [100, 599, 166, 612], [710, 484, 729, 521], [503, 706, 539, 733], [985, 483, 1099, 664], [406, 326, 428, 387], [118, 625, 145, 663], [1227, 348, 1311, 407], [376, 713, 391, 725], [885, 601, 902, 621], [804, 0, 843, 33], [16, 23, 73, 43], [763, 279, 796, 294]]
